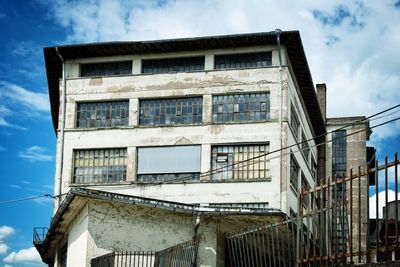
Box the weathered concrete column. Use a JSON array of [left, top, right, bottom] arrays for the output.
[[129, 98, 139, 126], [127, 146, 136, 182], [203, 94, 212, 124], [201, 144, 211, 181], [205, 53, 214, 71], [132, 57, 141, 74]]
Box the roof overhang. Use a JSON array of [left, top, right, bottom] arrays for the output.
[[44, 30, 326, 136]]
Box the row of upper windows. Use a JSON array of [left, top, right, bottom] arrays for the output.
[[79, 51, 272, 77], [72, 144, 270, 184], [75, 93, 271, 128]]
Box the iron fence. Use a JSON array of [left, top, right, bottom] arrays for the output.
[[91, 239, 199, 267], [226, 153, 400, 266]]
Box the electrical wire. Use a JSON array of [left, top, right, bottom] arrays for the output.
[[1, 104, 399, 204]]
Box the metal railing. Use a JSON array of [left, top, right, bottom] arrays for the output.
[[226, 153, 400, 266], [33, 227, 48, 244], [91, 239, 199, 267]]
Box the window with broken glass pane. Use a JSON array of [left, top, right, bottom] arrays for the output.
[[139, 97, 202, 126], [142, 56, 205, 74], [290, 107, 300, 140], [332, 130, 347, 179], [211, 144, 270, 180], [73, 148, 127, 184], [290, 155, 299, 191], [214, 52, 272, 69], [76, 101, 129, 128], [80, 61, 132, 77], [212, 93, 270, 123]]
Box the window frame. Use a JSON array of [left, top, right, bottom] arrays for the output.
[[290, 106, 300, 140], [75, 100, 129, 129], [72, 148, 128, 184], [214, 51, 272, 70], [141, 56, 205, 74], [211, 143, 270, 181], [290, 155, 300, 193], [212, 92, 270, 124], [139, 96, 203, 127], [79, 61, 132, 77]]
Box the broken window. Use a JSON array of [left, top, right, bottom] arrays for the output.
[[139, 97, 202, 126], [290, 155, 299, 191], [80, 61, 132, 77], [76, 101, 129, 128], [212, 93, 270, 123], [137, 146, 201, 183], [211, 144, 270, 180], [214, 52, 272, 70], [73, 148, 127, 184], [142, 56, 205, 74], [332, 130, 347, 179], [301, 174, 311, 207], [311, 156, 317, 181]]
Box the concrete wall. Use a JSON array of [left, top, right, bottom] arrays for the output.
[[54, 45, 316, 215]]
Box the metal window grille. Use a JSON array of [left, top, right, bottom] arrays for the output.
[[73, 148, 127, 184], [214, 52, 272, 69], [80, 61, 132, 77], [212, 93, 270, 123], [211, 144, 270, 180], [290, 155, 299, 191], [139, 97, 202, 126], [76, 101, 129, 128], [290, 108, 300, 139], [332, 130, 347, 179], [142, 57, 205, 74]]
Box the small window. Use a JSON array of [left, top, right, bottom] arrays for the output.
[[76, 101, 129, 128], [301, 132, 310, 162], [211, 144, 270, 180], [212, 93, 270, 123], [80, 61, 132, 77], [139, 97, 202, 126], [142, 56, 205, 74], [290, 107, 300, 139], [214, 52, 272, 70], [73, 148, 127, 184], [290, 155, 299, 191], [137, 146, 201, 183]]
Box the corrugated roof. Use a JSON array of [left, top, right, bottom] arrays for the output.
[[44, 30, 326, 136]]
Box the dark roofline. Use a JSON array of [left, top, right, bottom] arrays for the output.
[[44, 30, 326, 136], [37, 188, 284, 263]]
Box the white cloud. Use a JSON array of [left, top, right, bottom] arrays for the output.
[[3, 247, 42, 264], [0, 243, 9, 255], [18, 146, 53, 162], [0, 81, 49, 130], [369, 190, 400, 219], [0, 227, 15, 242], [4, 264, 13, 267]]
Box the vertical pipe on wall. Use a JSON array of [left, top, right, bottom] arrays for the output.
[[55, 47, 66, 209]]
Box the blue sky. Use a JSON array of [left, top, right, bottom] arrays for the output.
[[0, 0, 399, 266]]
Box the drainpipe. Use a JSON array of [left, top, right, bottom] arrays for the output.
[[192, 214, 201, 267], [55, 47, 66, 209], [275, 29, 285, 212]]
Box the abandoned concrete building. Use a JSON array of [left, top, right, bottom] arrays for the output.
[[33, 30, 373, 266]]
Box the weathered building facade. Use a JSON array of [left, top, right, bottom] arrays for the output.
[[35, 31, 372, 266]]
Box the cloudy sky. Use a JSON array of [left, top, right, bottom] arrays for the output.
[[0, 0, 399, 266]]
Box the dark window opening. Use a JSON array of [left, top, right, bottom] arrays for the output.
[[212, 93, 270, 123], [332, 130, 347, 179], [142, 57, 205, 74], [214, 52, 272, 70], [80, 61, 132, 77], [139, 97, 202, 126], [76, 101, 129, 128]]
